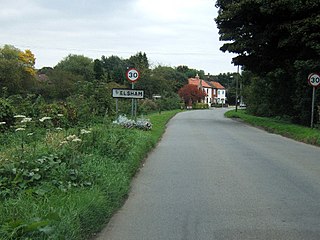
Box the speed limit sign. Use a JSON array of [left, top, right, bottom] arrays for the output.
[[308, 73, 320, 88], [126, 68, 140, 83]]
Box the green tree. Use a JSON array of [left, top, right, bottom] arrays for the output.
[[54, 54, 94, 82], [93, 59, 105, 81], [152, 66, 187, 92], [215, 0, 320, 124], [101, 55, 127, 84], [0, 45, 36, 94]]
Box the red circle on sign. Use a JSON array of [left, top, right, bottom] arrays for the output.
[[126, 68, 140, 83], [308, 73, 320, 88]]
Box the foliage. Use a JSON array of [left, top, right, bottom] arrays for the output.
[[44, 70, 83, 100], [54, 54, 94, 82], [176, 65, 205, 79], [215, 1, 320, 125], [178, 84, 206, 106], [18, 49, 36, 76], [139, 99, 159, 114], [0, 45, 36, 95], [193, 102, 209, 109], [0, 98, 14, 131], [101, 55, 127, 84]]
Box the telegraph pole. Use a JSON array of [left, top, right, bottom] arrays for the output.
[[235, 65, 239, 112]]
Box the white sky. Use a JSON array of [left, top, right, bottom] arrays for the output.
[[0, 0, 237, 75]]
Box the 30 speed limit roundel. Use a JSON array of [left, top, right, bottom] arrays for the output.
[[308, 73, 320, 88], [126, 68, 140, 83]]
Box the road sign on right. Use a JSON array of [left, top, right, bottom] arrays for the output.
[[308, 73, 320, 88]]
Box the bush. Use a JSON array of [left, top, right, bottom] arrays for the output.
[[139, 99, 158, 114], [193, 102, 209, 109], [40, 103, 69, 128], [0, 98, 14, 131]]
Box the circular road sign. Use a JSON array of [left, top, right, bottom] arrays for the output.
[[308, 73, 320, 88], [126, 68, 140, 83]]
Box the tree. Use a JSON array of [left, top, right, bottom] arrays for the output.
[[93, 59, 105, 81], [178, 84, 206, 106], [151, 66, 188, 93], [19, 49, 36, 76], [54, 54, 94, 82], [176, 65, 205, 79], [0, 45, 36, 94], [101, 55, 127, 84], [215, 0, 320, 124]]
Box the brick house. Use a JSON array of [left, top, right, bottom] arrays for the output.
[[187, 74, 226, 106]]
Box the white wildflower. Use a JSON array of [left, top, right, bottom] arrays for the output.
[[57, 114, 64, 117], [72, 138, 82, 142], [15, 127, 25, 131], [14, 115, 26, 118], [56, 127, 63, 131], [0, 122, 6, 125], [80, 129, 91, 134], [27, 132, 34, 136], [59, 140, 68, 146], [21, 117, 32, 123], [39, 116, 52, 122], [66, 134, 77, 141]]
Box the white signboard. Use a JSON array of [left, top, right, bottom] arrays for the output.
[[112, 88, 144, 99]]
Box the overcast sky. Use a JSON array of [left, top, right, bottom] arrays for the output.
[[0, 0, 237, 75]]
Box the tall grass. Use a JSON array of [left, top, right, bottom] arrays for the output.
[[225, 110, 320, 146], [0, 110, 180, 240]]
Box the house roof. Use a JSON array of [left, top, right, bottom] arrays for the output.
[[210, 81, 225, 89], [188, 77, 211, 88]]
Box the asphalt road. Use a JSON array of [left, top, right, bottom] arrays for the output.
[[96, 109, 320, 240]]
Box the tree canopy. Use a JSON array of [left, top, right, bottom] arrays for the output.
[[215, 0, 320, 125]]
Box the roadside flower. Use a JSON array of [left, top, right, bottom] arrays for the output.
[[80, 129, 91, 134], [39, 116, 52, 122], [66, 134, 77, 141], [14, 115, 26, 118], [21, 117, 32, 123], [59, 140, 68, 146], [15, 127, 26, 132], [72, 138, 82, 142]]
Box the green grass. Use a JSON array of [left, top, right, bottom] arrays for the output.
[[0, 109, 181, 240], [225, 110, 320, 146]]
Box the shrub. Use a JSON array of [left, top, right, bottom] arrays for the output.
[[0, 98, 14, 131], [40, 103, 68, 128], [139, 99, 158, 114], [193, 102, 209, 109]]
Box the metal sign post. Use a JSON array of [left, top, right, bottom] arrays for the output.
[[308, 73, 320, 128]]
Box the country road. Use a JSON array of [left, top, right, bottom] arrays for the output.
[[96, 109, 320, 240]]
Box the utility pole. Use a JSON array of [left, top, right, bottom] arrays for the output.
[[235, 65, 239, 112]]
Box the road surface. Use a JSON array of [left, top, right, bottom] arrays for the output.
[[96, 109, 320, 240]]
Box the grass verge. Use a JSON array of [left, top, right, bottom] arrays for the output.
[[225, 110, 320, 146], [0, 110, 181, 240]]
